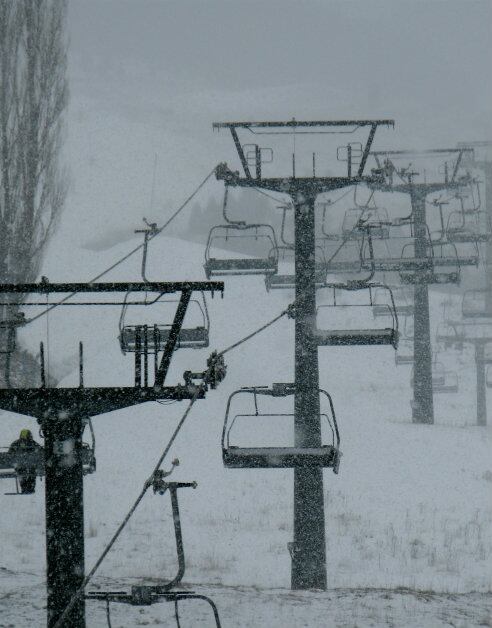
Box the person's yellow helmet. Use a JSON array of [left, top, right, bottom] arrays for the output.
[[20, 429, 32, 440]]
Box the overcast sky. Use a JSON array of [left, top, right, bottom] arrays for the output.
[[52, 0, 492, 255]]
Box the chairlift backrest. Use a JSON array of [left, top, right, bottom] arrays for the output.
[[314, 283, 399, 348], [462, 290, 492, 319], [446, 210, 492, 242], [119, 292, 209, 353], [204, 223, 279, 278]]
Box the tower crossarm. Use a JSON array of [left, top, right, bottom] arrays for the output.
[[213, 119, 394, 195]]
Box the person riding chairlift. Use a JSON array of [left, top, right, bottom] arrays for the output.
[[8, 429, 43, 494]]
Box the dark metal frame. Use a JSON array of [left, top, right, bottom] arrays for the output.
[[214, 117, 393, 591], [86, 478, 222, 628], [367, 147, 476, 425], [221, 384, 341, 472]]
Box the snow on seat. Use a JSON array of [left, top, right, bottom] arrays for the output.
[[204, 223, 279, 278], [314, 328, 397, 346], [223, 445, 340, 469], [315, 283, 399, 349], [205, 257, 277, 277]]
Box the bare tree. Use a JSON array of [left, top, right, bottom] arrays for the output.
[[0, 0, 68, 383]]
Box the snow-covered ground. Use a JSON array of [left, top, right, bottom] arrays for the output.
[[0, 232, 491, 626]]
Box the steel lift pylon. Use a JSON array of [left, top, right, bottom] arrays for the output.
[[213, 118, 394, 590], [369, 147, 476, 424], [436, 320, 492, 426]]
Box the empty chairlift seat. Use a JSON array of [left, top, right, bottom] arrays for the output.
[[204, 224, 279, 278], [446, 210, 492, 243], [435, 323, 464, 350], [487, 366, 492, 389], [372, 286, 414, 318], [399, 242, 463, 285], [119, 293, 209, 354], [411, 361, 446, 388], [462, 290, 492, 319], [434, 371, 459, 394], [395, 339, 414, 365], [221, 384, 341, 473], [314, 283, 399, 348]]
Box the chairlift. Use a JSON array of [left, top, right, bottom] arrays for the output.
[[435, 323, 464, 351], [372, 286, 413, 318], [410, 361, 446, 388], [204, 224, 279, 278], [454, 183, 482, 215], [446, 210, 492, 243], [86, 462, 221, 627], [118, 292, 209, 353], [462, 289, 492, 319], [203, 186, 279, 278], [314, 282, 399, 348], [0, 420, 96, 493], [486, 366, 492, 388], [265, 267, 327, 291], [434, 370, 459, 394], [395, 339, 414, 365], [221, 384, 341, 472], [399, 241, 462, 285], [124, 221, 209, 350], [0, 309, 26, 354]]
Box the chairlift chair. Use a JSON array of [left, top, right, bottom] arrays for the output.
[[435, 323, 464, 351], [486, 366, 492, 388], [395, 339, 414, 365], [399, 241, 461, 285], [86, 465, 222, 628], [410, 361, 446, 388], [314, 283, 399, 348], [0, 310, 26, 354], [266, 243, 327, 290], [221, 384, 341, 472], [462, 289, 492, 319], [204, 224, 279, 278], [372, 286, 414, 318], [446, 210, 492, 243], [119, 292, 209, 354], [265, 267, 327, 291], [0, 420, 96, 492], [433, 370, 459, 394]]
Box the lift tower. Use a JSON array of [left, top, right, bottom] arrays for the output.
[[0, 280, 224, 628], [214, 119, 393, 589], [370, 148, 474, 424], [458, 142, 492, 310], [437, 319, 492, 426]]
